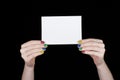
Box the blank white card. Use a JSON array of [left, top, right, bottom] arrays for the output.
[[41, 16, 82, 45]]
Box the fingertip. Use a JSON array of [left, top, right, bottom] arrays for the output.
[[41, 41, 45, 44], [44, 44, 48, 48], [40, 50, 44, 54], [42, 48, 46, 51], [81, 50, 85, 53], [79, 47, 82, 51], [77, 44, 81, 48], [78, 40, 82, 44]]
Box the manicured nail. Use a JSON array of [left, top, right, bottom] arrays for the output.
[[78, 40, 82, 44], [77, 44, 81, 48], [40, 50, 44, 54], [79, 47, 82, 51], [42, 48, 46, 51], [41, 41, 45, 44], [44, 44, 48, 48], [82, 50, 85, 53]]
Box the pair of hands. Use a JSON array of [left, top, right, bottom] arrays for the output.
[[20, 38, 105, 67]]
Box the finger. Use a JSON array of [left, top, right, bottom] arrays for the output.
[[81, 42, 105, 48], [21, 50, 44, 62], [24, 48, 42, 57], [82, 50, 100, 56], [20, 44, 44, 54], [21, 53, 27, 60], [82, 46, 105, 52], [82, 38, 103, 44], [26, 52, 43, 62], [21, 40, 43, 48]]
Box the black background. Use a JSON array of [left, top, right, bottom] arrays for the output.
[[10, 1, 119, 80]]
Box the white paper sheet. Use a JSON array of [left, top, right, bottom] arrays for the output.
[[41, 16, 82, 45]]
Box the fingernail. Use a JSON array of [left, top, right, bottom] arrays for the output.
[[77, 44, 81, 48], [41, 41, 45, 44], [40, 50, 44, 54], [44, 44, 48, 48], [79, 47, 82, 51], [82, 50, 85, 53], [42, 48, 46, 51], [78, 40, 82, 44]]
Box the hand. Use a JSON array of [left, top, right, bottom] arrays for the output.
[[78, 38, 105, 66], [20, 40, 47, 67]]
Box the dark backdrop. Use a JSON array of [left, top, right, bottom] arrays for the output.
[[14, 2, 119, 80]]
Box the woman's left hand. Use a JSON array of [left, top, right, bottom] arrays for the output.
[[78, 38, 106, 66]]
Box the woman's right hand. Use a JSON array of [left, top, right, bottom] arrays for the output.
[[20, 40, 47, 67]]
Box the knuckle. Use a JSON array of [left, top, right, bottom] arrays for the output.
[[103, 48, 106, 52], [29, 40, 36, 43], [99, 44, 105, 48], [99, 40, 103, 42], [21, 43, 27, 48], [21, 44, 24, 48], [29, 40, 34, 43], [20, 49, 24, 53], [21, 54, 25, 59], [102, 44, 105, 47], [100, 48, 105, 53]]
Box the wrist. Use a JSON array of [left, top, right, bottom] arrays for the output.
[[96, 60, 106, 69], [24, 63, 35, 69]]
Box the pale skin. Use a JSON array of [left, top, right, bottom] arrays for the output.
[[20, 38, 114, 80]]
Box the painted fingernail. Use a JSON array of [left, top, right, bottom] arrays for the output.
[[41, 41, 45, 44], [40, 50, 44, 54], [78, 40, 82, 44], [77, 44, 81, 48], [44, 44, 48, 48], [79, 47, 82, 51], [82, 50, 85, 53], [42, 48, 46, 51]]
